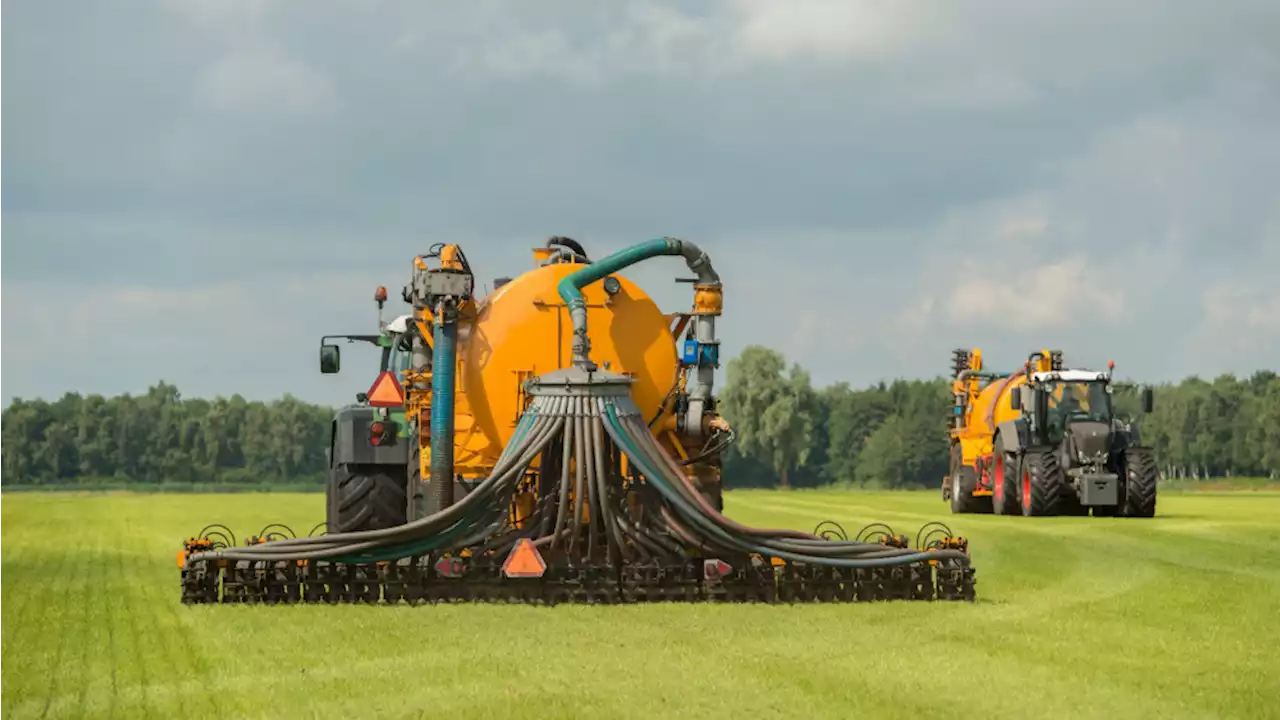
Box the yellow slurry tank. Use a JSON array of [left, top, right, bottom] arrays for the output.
[[178, 236, 977, 607], [453, 259, 679, 475]]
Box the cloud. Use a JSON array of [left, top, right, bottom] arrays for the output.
[[1202, 284, 1280, 335], [3, 0, 1278, 404], [727, 0, 944, 62], [1, 275, 385, 406], [159, 0, 273, 29], [197, 46, 337, 116], [946, 257, 1128, 331]]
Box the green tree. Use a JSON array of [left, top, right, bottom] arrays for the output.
[[718, 345, 819, 489]]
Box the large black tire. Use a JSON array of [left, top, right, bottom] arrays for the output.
[[1121, 448, 1158, 518], [948, 443, 989, 513], [1019, 450, 1064, 517], [991, 435, 1018, 515], [327, 463, 408, 534]]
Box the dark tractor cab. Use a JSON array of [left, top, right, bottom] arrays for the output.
[[1000, 371, 1158, 518]]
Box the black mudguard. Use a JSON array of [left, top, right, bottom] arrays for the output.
[[329, 405, 410, 468]]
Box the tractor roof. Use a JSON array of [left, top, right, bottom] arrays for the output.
[[1031, 369, 1109, 383], [386, 314, 412, 333]]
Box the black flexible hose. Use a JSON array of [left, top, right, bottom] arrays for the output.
[[546, 236, 589, 260]]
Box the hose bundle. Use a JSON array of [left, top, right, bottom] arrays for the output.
[[186, 371, 969, 572]]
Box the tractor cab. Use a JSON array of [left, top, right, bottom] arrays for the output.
[[1029, 369, 1114, 442], [1012, 365, 1154, 474], [384, 314, 414, 384]]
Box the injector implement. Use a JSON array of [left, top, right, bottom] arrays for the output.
[[179, 237, 977, 605], [943, 347, 1158, 518]]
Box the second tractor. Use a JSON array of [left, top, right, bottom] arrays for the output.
[[942, 348, 1158, 518]]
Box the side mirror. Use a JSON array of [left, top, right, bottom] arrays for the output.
[[1009, 388, 1022, 411], [1140, 387, 1153, 413], [320, 344, 341, 374]]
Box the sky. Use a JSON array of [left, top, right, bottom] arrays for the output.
[[3, 0, 1279, 409]]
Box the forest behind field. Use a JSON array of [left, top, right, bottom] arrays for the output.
[[3, 345, 1277, 488]]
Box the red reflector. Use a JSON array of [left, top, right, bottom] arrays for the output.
[[434, 557, 465, 578], [703, 558, 733, 580], [502, 538, 547, 578], [366, 371, 405, 408]]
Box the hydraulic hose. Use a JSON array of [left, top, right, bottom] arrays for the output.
[[570, 404, 588, 556], [550, 404, 576, 551], [187, 404, 565, 564], [623, 410, 948, 557], [558, 237, 720, 367], [602, 402, 967, 568], [546, 236, 590, 260], [590, 399, 626, 563], [430, 301, 458, 511]]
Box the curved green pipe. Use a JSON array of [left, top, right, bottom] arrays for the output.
[[557, 237, 720, 367]]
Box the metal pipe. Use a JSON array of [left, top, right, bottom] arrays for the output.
[[429, 299, 458, 512], [557, 237, 721, 368]]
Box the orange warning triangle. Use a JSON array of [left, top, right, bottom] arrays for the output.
[[502, 538, 547, 578], [366, 371, 405, 408]]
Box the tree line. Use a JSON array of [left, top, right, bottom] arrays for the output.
[[1, 382, 333, 486], [2, 349, 1277, 487]]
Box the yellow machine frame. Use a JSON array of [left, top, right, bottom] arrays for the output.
[[395, 243, 728, 528]]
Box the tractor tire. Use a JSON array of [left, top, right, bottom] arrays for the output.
[[991, 435, 1018, 515], [328, 463, 408, 534], [1121, 448, 1158, 518], [949, 464, 983, 513], [948, 443, 988, 513], [1019, 450, 1064, 517]]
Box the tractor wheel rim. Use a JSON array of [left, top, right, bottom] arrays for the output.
[[994, 457, 1003, 502], [1022, 471, 1031, 510]]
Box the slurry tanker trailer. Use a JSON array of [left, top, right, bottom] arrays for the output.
[[178, 237, 976, 605], [942, 348, 1158, 518]]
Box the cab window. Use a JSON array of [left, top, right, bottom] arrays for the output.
[[388, 339, 411, 382]]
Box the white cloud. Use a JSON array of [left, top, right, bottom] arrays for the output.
[[159, 0, 273, 29], [5, 0, 1279, 403], [997, 215, 1050, 242], [1, 274, 384, 404], [727, 0, 943, 62], [945, 256, 1128, 332], [1201, 284, 1280, 336], [198, 46, 337, 116]]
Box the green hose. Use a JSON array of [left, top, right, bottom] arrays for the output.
[[557, 237, 719, 367]]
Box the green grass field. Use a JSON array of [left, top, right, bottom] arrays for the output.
[[3, 490, 1279, 720]]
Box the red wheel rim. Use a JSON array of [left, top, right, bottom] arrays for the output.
[[1022, 470, 1031, 511], [994, 456, 1004, 503]]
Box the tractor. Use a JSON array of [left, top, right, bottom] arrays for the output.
[[316, 301, 418, 534], [176, 236, 977, 606], [943, 348, 1158, 517]]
